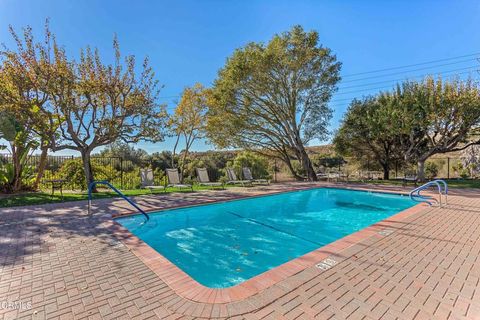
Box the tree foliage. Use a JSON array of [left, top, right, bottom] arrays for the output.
[[335, 77, 480, 180], [460, 145, 480, 178], [390, 77, 480, 180], [206, 25, 341, 181], [169, 83, 209, 175], [0, 22, 56, 191], [0, 110, 38, 192], [98, 142, 148, 167], [231, 151, 270, 180], [1, 22, 168, 189], [334, 95, 407, 179]]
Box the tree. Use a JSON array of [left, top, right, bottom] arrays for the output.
[[168, 83, 208, 176], [313, 153, 346, 171], [334, 95, 407, 180], [0, 22, 59, 190], [47, 37, 167, 189], [98, 141, 148, 167], [0, 110, 38, 192], [149, 151, 175, 171], [206, 25, 341, 181], [391, 77, 480, 181], [460, 145, 480, 178], [2, 22, 168, 190]]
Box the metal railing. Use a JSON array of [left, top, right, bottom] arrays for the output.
[[409, 179, 448, 206], [87, 180, 149, 222]]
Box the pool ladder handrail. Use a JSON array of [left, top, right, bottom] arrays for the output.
[[409, 179, 448, 207], [88, 180, 149, 222]]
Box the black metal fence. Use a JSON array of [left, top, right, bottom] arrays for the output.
[[322, 156, 470, 180], [0, 153, 229, 190], [0, 152, 475, 191]]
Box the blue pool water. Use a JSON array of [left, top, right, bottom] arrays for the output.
[[116, 188, 415, 288]]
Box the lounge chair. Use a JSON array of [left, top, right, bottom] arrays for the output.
[[140, 168, 166, 193], [196, 168, 224, 189], [226, 168, 252, 186], [166, 168, 193, 191], [242, 167, 270, 185], [316, 172, 328, 180], [327, 172, 348, 182]]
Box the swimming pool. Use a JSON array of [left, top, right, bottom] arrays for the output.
[[116, 188, 415, 288]]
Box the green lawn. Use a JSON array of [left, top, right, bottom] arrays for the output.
[[0, 185, 229, 208], [348, 178, 480, 189]]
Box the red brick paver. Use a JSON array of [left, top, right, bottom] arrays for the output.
[[1, 183, 480, 319]]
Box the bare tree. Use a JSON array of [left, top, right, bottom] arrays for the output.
[[169, 83, 208, 176]]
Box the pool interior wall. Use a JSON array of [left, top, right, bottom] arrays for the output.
[[116, 188, 415, 288]]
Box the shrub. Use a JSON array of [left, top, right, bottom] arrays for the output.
[[0, 162, 36, 193], [231, 151, 270, 179], [58, 159, 114, 190], [0, 163, 14, 193], [425, 162, 439, 179]]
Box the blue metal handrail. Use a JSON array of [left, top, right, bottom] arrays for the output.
[[409, 179, 448, 206], [434, 179, 448, 205], [88, 180, 149, 222]]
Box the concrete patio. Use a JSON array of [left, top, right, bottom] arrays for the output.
[[1, 182, 480, 319]]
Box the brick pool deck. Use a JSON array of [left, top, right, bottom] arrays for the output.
[[1, 182, 480, 319]]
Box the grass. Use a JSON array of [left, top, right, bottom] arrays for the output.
[[0, 185, 229, 208], [348, 178, 480, 189]]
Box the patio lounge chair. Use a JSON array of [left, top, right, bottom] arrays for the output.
[[316, 172, 328, 180], [226, 168, 252, 186], [327, 172, 348, 182], [196, 168, 224, 189], [242, 167, 270, 185], [166, 168, 193, 191], [140, 168, 166, 193]]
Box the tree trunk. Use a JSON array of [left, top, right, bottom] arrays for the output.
[[81, 150, 96, 192], [381, 163, 390, 180], [283, 156, 304, 181], [298, 147, 317, 182], [417, 160, 426, 182], [172, 134, 180, 168], [33, 146, 48, 190], [11, 145, 22, 192], [180, 150, 188, 180]]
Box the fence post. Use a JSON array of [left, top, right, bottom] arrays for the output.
[[120, 158, 124, 189], [447, 157, 450, 179], [71, 155, 74, 190], [273, 159, 277, 183]]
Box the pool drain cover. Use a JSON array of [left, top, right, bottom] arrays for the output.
[[316, 258, 337, 270], [378, 229, 394, 236]]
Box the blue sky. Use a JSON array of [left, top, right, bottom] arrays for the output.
[[1, 0, 480, 155]]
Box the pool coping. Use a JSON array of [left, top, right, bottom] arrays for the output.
[[105, 185, 427, 304]]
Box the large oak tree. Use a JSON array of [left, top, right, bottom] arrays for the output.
[[206, 26, 341, 181]]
